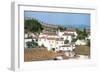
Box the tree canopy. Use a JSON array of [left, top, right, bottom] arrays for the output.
[[76, 28, 88, 40], [64, 39, 69, 44], [25, 19, 43, 34], [26, 40, 38, 48], [58, 26, 66, 31]]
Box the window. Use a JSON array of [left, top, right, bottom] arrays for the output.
[[61, 42, 63, 44]]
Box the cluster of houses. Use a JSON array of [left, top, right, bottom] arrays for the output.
[[25, 29, 90, 53], [38, 29, 77, 51]]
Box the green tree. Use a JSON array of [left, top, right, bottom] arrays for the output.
[[64, 39, 69, 44], [51, 48, 55, 51], [26, 40, 38, 48], [76, 28, 88, 40], [83, 28, 88, 37], [71, 34, 77, 43], [71, 38, 77, 43], [26, 41, 33, 48], [25, 19, 43, 34], [31, 40, 38, 47], [71, 34, 75, 38]]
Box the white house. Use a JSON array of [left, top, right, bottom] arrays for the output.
[[38, 36, 65, 51], [55, 38, 64, 51], [64, 29, 77, 36], [38, 37, 56, 50], [46, 37, 56, 50], [39, 32, 57, 38], [57, 30, 64, 37], [58, 44, 75, 57], [38, 36, 46, 46], [58, 44, 75, 51], [38, 32, 59, 50], [26, 29, 77, 52], [38, 30, 77, 51], [62, 33, 72, 42]]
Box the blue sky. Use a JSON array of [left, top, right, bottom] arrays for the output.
[[24, 11, 90, 26]]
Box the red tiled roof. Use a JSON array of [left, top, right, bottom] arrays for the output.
[[63, 33, 74, 36], [43, 32, 57, 36], [47, 37, 56, 40], [56, 38, 64, 41], [32, 36, 37, 39], [47, 37, 64, 41], [39, 36, 46, 39]]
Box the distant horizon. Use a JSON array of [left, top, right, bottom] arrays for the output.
[[24, 11, 90, 28]]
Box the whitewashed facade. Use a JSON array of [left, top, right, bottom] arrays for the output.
[[58, 44, 75, 51], [62, 33, 72, 43], [25, 29, 78, 52], [64, 29, 77, 37]]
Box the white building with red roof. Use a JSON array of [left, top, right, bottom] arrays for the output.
[[38, 29, 77, 51], [64, 29, 77, 35], [62, 33, 73, 42], [36, 28, 78, 51], [39, 32, 58, 38], [56, 38, 64, 50], [58, 44, 75, 51]]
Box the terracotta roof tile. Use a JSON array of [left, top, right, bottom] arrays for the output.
[[63, 33, 74, 35], [47, 37, 56, 40], [43, 32, 57, 36], [56, 38, 64, 41]]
